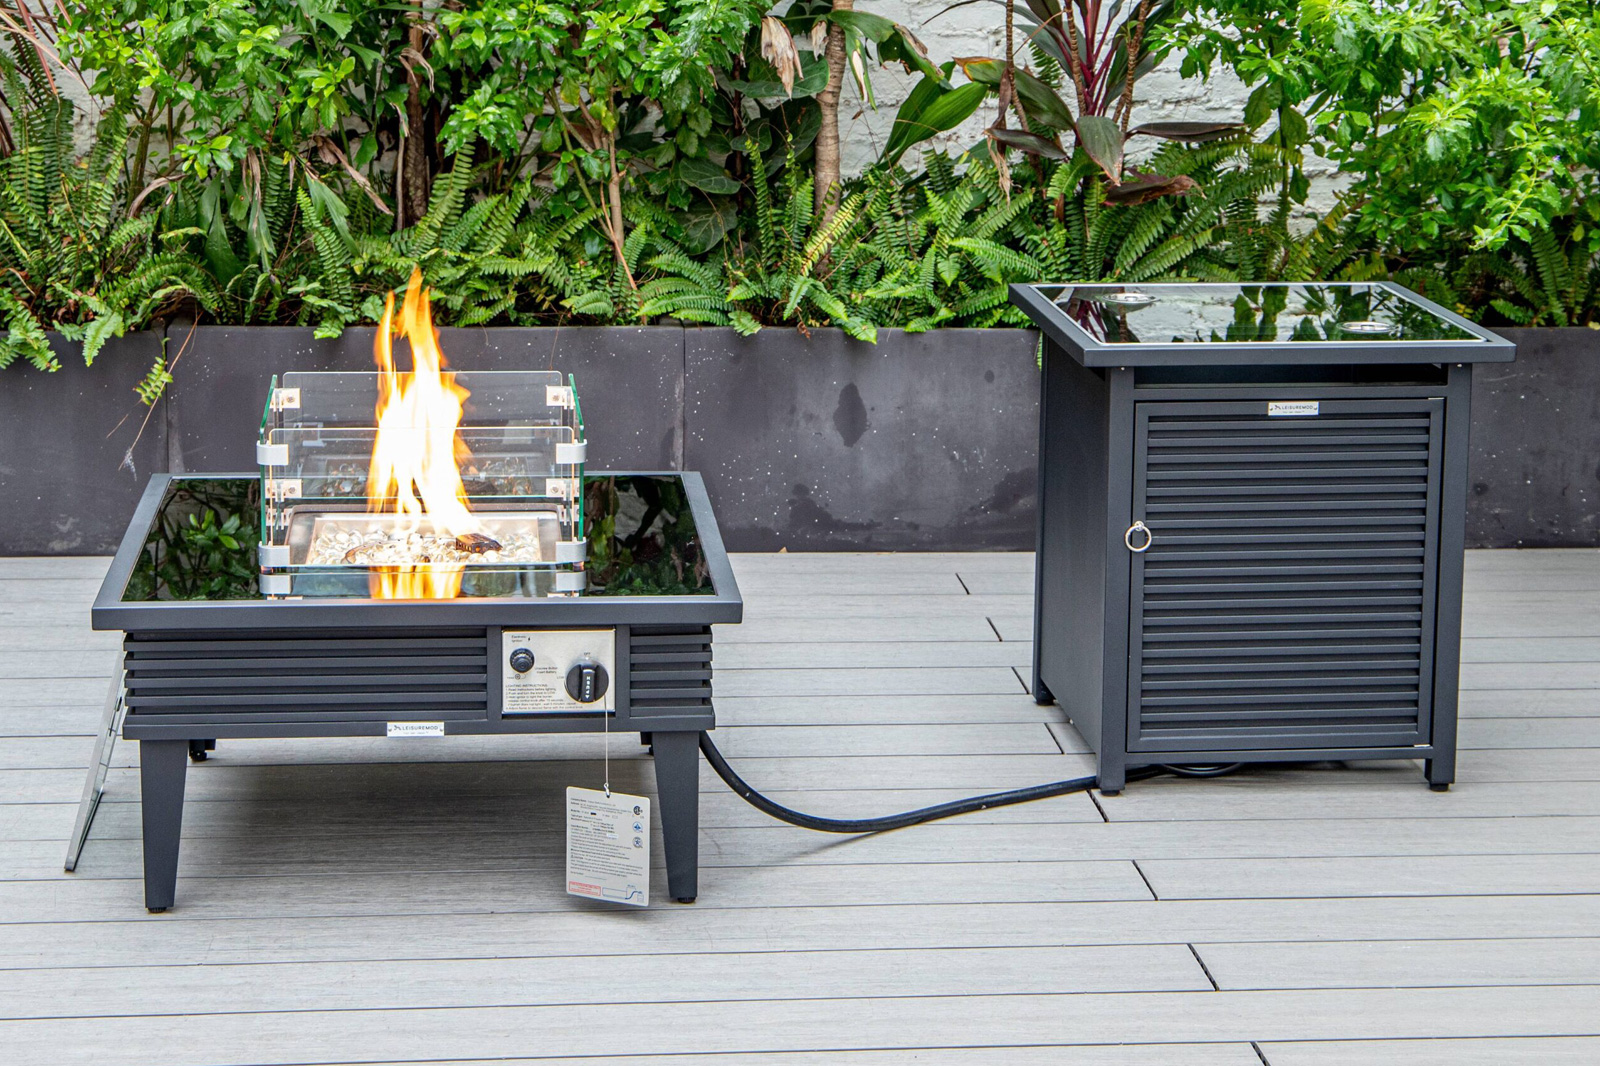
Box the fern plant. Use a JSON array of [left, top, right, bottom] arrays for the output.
[[1034, 140, 1280, 285], [842, 155, 1043, 332], [638, 143, 874, 338], [0, 42, 213, 379]]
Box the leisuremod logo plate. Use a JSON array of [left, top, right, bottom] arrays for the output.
[[1268, 401, 1320, 417], [387, 721, 445, 737]]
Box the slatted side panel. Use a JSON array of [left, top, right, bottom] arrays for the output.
[[628, 625, 713, 717], [122, 628, 489, 719], [1129, 399, 1444, 752]]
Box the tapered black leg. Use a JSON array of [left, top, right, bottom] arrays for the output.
[[1098, 759, 1127, 797], [1426, 755, 1454, 792], [140, 739, 188, 912], [653, 730, 699, 903]]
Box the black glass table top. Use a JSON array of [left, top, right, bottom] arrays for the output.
[[121, 475, 713, 602], [1036, 283, 1481, 345]]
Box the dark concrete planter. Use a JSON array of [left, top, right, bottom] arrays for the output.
[[1468, 327, 1600, 547], [685, 328, 1040, 551], [6, 323, 1594, 554], [0, 333, 167, 554]]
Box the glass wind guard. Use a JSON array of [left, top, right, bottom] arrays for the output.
[[568, 373, 585, 543], [1038, 283, 1482, 345], [259, 370, 586, 571]]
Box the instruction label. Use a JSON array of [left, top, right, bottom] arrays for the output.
[[502, 629, 615, 715], [566, 786, 650, 907]]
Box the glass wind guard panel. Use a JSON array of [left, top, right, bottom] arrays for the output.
[[259, 370, 585, 570], [1038, 283, 1482, 345]]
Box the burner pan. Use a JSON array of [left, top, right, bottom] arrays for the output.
[[289, 509, 559, 568]]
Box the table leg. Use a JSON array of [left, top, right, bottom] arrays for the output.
[[140, 739, 189, 912], [64, 653, 127, 873], [653, 730, 699, 904]]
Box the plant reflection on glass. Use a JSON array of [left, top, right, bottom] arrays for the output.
[[584, 476, 711, 597], [125, 480, 260, 601]]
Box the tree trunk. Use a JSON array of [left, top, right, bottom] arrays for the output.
[[814, 0, 853, 227], [402, 2, 431, 226]]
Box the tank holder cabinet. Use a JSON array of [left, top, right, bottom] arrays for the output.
[[1010, 283, 1516, 793]]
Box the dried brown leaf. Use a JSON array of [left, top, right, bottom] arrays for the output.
[[760, 16, 802, 98]]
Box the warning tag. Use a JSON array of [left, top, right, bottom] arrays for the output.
[[566, 786, 650, 907]]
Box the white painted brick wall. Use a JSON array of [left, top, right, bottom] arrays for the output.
[[836, 0, 1346, 217], [54, 2, 1347, 218]]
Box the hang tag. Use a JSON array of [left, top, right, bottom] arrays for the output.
[[566, 786, 650, 907]]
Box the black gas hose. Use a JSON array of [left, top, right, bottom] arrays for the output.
[[697, 732, 1226, 834]]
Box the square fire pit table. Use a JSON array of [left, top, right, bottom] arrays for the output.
[[70, 472, 742, 911]]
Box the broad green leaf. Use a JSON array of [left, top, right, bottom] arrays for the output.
[[676, 157, 740, 195], [1129, 121, 1245, 143], [826, 10, 896, 41], [883, 80, 987, 165], [1074, 115, 1125, 183], [987, 127, 1070, 160], [679, 199, 740, 253], [1243, 82, 1283, 128], [878, 26, 946, 85], [310, 10, 352, 38], [957, 58, 1076, 130]]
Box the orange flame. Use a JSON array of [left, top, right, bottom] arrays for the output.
[[366, 267, 480, 598]]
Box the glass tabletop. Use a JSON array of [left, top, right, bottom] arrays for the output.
[[122, 475, 713, 601], [1035, 283, 1482, 345]]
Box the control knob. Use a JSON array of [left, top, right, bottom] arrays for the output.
[[565, 660, 610, 703]]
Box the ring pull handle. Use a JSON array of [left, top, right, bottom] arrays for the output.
[[1124, 520, 1153, 553]]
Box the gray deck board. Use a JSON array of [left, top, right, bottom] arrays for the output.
[[6, 986, 1600, 1065], [1199, 937, 1600, 990], [10, 895, 1599, 972], [308, 1050, 1264, 1066], [0, 549, 1597, 1063], [1263, 1037, 1600, 1065]]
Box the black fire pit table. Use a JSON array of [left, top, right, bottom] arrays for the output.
[[68, 471, 741, 911], [1009, 282, 1514, 793]]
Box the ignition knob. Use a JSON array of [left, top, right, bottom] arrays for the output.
[[508, 648, 536, 674], [565, 661, 610, 703]]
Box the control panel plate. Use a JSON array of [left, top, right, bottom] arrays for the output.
[[501, 628, 616, 715]]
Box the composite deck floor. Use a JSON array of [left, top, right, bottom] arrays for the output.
[[1, 549, 1598, 1064]]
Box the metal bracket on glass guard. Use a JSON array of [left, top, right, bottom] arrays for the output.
[[271, 387, 301, 410], [256, 441, 289, 466], [258, 543, 291, 568], [546, 385, 575, 409], [65, 651, 128, 872], [555, 441, 587, 465], [555, 539, 586, 565]]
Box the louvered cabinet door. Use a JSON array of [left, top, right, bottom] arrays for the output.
[[1127, 399, 1445, 753]]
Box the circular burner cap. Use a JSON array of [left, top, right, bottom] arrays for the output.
[[1094, 290, 1155, 309], [1340, 319, 1399, 335]]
